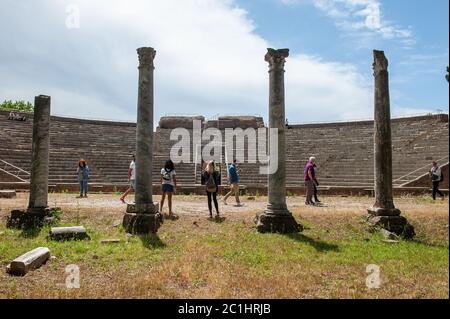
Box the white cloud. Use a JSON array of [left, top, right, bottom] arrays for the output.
[[284, 0, 415, 47], [0, 0, 374, 124]]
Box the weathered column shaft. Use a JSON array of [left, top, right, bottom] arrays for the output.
[[122, 47, 162, 234], [28, 95, 50, 209], [266, 48, 289, 214], [366, 50, 414, 238], [373, 50, 394, 210], [135, 47, 156, 206], [255, 48, 301, 234]]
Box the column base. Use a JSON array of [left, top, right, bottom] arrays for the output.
[[7, 207, 60, 229], [367, 214, 415, 239], [255, 211, 303, 234], [123, 203, 163, 234], [367, 206, 401, 216]]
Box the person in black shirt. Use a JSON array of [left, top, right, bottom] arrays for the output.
[[201, 161, 221, 218]]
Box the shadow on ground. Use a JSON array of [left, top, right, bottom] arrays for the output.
[[285, 233, 339, 252], [139, 234, 166, 249], [19, 226, 43, 239], [208, 216, 226, 223]]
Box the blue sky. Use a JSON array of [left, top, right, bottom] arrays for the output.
[[0, 0, 448, 124], [238, 0, 449, 116]]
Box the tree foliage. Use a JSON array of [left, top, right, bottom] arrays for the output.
[[0, 100, 34, 113]]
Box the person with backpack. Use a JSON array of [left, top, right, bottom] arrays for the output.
[[76, 159, 89, 198], [430, 161, 444, 200], [201, 160, 221, 218], [160, 159, 177, 217]]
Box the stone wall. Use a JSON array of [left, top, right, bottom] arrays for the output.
[[203, 116, 265, 129], [159, 116, 205, 129]]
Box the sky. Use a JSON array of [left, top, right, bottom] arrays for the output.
[[0, 0, 448, 124]]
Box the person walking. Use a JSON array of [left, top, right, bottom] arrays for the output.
[[201, 161, 221, 218], [160, 159, 177, 217], [76, 159, 89, 198], [222, 159, 242, 206], [304, 157, 317, 205], [313, 161, 321, 203], [120, 154, 136, 203], [430, 161, 444, 200]]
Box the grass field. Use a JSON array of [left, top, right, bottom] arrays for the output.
[[0, 193, 448, 299]]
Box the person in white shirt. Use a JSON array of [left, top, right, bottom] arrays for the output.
[[160, 159, 177, 217], [430, 161, 444, 200], [120, 154, 136, 204]]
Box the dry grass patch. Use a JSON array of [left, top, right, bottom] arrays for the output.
[[0, 193, 448, 298]]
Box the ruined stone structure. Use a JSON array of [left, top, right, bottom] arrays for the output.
[[122, 47, 163, 234], [159, 116, 205, 129], [7, 95, 59, 227], [367, 50, 415, 238], [255, 48, 302, 233], [28, 95, 51, 209], [0, 110, 448, 194]]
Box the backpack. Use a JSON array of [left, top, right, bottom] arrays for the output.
[[162, 169, 172, 182], [206, 173, 217, 193]]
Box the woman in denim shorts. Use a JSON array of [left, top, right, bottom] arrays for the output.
[[160, 160, 177, 217]]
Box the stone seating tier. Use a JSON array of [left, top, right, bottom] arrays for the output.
[[0, 111, 448, 188]]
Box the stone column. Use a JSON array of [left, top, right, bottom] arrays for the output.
[[28, 95, 51, 210], [123, 47, 163, 234], [8, 95, 59, 228], [255, 48, 302, 233], [367, 50, 414, 238]]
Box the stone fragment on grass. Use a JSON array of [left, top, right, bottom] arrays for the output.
[[7, 247, 50, 276], [380, 228, 400, 240], [49, 226, 90, 241]]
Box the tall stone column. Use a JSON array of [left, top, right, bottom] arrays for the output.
[[28, 95, 51, 209], [123, 47, 163, 234], [367, 50, 414, 238], [255, 48, 302, 233], [8, 95, 59, 228]]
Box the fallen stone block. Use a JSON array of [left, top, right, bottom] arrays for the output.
[[367, 215, 415, 239], [43, 216, 57, 225], [49, 226, 90, 241], [7, 207, 61, 229], [7, 247, 51, 276]]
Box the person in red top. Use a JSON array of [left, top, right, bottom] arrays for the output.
[[304, 157, 317, 205]]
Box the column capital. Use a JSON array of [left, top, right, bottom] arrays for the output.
[[137, 47, 156, 69], [373, 50, 388, 76], [265, 48, 289, 72]]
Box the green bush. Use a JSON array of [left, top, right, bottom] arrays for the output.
[[0, 100, 33, 113]]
